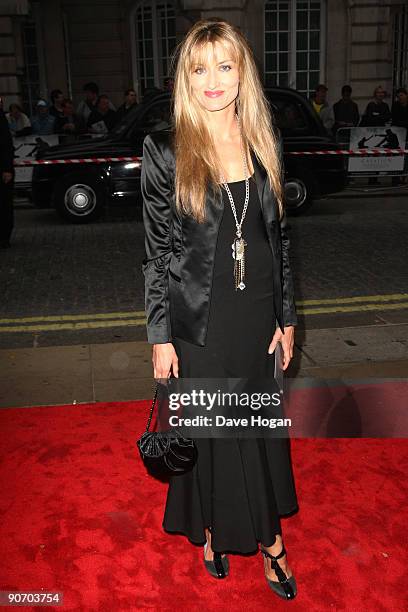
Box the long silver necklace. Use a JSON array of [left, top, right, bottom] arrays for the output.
[[219, 114, 249, 291]]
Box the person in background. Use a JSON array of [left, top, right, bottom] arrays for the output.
[[163, 76, 174, 92], [142, 86, 164, 103], [115, 88, 138, 123], [333, 85, 359, 135], [391, 88, 408, 185], [0, 99, 15, 248], [146, 103, 171, 132], [391, 87, 408, 129], [360, 86, 391, 127], [6, 103, 32, 137], [76, 82, 99, 123], [54, 98, 86, 135], [87, 95, 117, 133], [77, 82, 116, 125], [31, 99, 56, 135], [360, 86, 392, 185], [49, 89, 65, 120], [309, 84, 335, 134]]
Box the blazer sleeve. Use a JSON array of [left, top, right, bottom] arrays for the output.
[[276, 128, 298, 327], [280, 220, 298, 327], [141, 133, 173, 344]]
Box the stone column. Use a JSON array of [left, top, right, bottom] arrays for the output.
[[347, 0, 397, 109], [37, 0, 68, 96]]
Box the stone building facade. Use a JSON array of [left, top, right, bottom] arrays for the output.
[[0, 0, 407, 115]]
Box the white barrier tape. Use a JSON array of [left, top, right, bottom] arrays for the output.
[[14, 156, 142, 166], [289, 148, 408, 156], [13, 149, 408, 167]]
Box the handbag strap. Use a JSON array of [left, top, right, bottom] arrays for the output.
[[145, 383, 159, 432]]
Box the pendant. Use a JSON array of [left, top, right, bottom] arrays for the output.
[[232, 236, 247, 290], [231, 237, 246, 261]]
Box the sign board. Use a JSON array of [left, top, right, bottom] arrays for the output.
[[337, 126, 407, 175], [349, 127, 406, 173], [12, 133, 103, 187], [13, 135, 59, 186]]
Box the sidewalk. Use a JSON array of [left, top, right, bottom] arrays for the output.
[[0, 323, 407, 408]]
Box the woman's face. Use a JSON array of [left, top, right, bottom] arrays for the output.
[[189, 41, 239, 113]]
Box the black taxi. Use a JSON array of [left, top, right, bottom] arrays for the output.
[[32, 88, 346, 223]]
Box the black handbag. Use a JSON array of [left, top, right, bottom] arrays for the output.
[[136, 382, 198, 477]]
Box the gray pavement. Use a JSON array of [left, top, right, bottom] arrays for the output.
[[0, 325, 407, 408], [0, 194, 407, 407]]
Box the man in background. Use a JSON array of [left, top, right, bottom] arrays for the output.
[[87, 95, 117, 133], [76, 82, 99, 123], [77, 82, 116, 125], [0, 98, 15, 248], [115, 88, 138, 123], [391, 87, 408, 129], [31, 99, 56, 135], [54, 98, 86, 135], [360, 86, 392, 185], [333, 85, 360, 135], [310, 84, 335, 134], [49, 89, 65, 121], [391, 88, 408, 185]]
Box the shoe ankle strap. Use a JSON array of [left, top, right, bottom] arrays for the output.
[[261, 544, 286, 560]]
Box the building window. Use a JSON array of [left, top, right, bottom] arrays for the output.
[[393, 5, 408, 92], [131, 1, 176, 98], [264, 0, 325, 97]]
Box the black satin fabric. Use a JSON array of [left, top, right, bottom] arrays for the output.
[[141, 127, 298, 346], [163, 179, 298, 553]]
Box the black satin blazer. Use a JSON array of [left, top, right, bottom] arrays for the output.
[[141, 127, 298, 346]]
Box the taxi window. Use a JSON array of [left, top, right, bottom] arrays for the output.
[[267, 95, 309, 135], [127, 99, 172, 140], [141, 101, 172, 132]]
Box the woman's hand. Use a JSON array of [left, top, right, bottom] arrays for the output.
[[267, 325, 295, 371], [152, 343, 179, 379]]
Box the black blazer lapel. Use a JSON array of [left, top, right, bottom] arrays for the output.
[[250, 148, 267, 201], [250, 148, 279, 231]]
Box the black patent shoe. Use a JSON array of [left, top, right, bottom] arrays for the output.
[[260, 544, 297, 600], [203, 541, 229, 579]]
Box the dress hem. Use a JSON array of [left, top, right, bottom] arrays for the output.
[[162, 502, 299, 555]]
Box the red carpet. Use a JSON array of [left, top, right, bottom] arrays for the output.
[[0, 400, 407, 611]]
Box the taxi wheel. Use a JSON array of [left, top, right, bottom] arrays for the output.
[[53, 173, 105, 223], [284, 176, 314, 216]]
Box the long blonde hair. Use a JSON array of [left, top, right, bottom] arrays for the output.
[[170, 18, 284, 222]]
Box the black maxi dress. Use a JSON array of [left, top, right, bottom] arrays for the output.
[[162, 174, 298, 554]]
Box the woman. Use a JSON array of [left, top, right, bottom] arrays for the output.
[[360, 85, 391, 127], [141, 19, 298, 600], [6, 103, 31, 137]]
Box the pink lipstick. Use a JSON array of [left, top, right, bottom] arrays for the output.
[[204, 91, 224, 98]]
